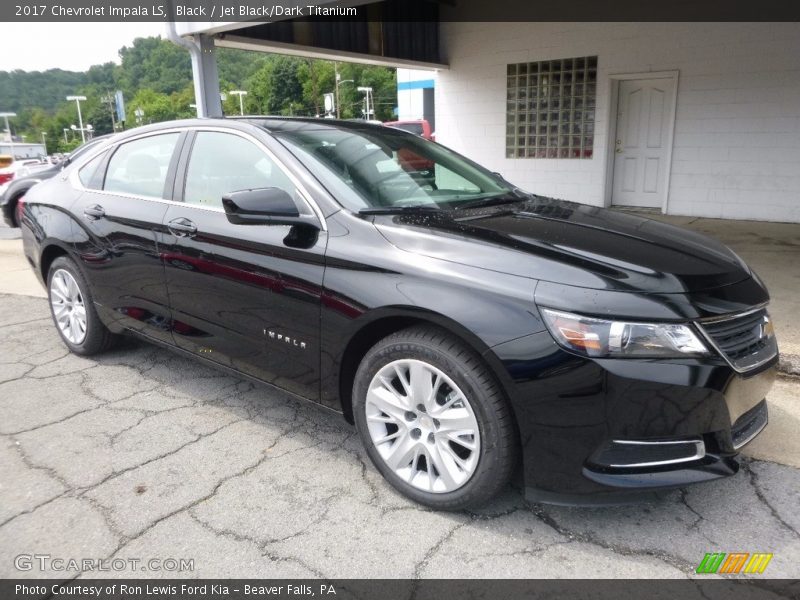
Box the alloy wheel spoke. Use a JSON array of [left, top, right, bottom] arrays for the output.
[[441, 430, 477, 451], [435, 410, 477, 434], [50, 288, 68, 304], [66, 276, 79, 300], [427, 441, 461, 489], [52, 302, 69, 319], [384, 435, 417, 470], [409, 362, 434, 407], [73, 304, 86, 320], [367, 385, 409, 423], [373, 428, 404, 446], [392, 364, 412, 397], [429, 391, 463, 417], [54, 274, 69, 297]]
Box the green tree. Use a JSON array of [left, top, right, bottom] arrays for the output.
[[117, 37, 192, 96], [298, 59, 335, 116]]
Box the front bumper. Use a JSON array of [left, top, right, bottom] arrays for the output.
[[490, 330, 777, 504]]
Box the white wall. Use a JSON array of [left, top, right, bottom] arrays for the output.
[[397, 68, 435, 121], [436, 23, 800, 222]]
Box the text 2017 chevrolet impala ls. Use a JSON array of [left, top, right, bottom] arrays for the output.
[[20, 118, 778, 508]]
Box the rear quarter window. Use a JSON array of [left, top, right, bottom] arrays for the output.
[[78, 153, 106, 188]]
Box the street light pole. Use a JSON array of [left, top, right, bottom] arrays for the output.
[[41, 131, 47, 155], [66, 96, 87, 143], [357, 87, 374, 121], [229, 90, 248, 116]]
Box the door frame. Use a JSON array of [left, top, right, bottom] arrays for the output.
[[603, 70, 679, 213]]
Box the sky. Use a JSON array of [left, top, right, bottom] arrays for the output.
[[0, 22, 167, 72]]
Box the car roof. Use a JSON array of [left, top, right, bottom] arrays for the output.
[[106, 116, 390, 138]]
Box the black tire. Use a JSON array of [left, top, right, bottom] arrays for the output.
[[47, 256, 118, 356], [7, 194, 20, 228], [353, 325, 518, 510]]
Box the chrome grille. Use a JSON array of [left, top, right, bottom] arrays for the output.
[[698, 308, 778, 372]]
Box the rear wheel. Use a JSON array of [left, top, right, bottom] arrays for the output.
[[47, 256, 118, 355], [353, 325, 518, 510]]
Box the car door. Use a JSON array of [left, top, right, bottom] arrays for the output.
[[159, 128, 327, 400], [70, 131, 185, 344]]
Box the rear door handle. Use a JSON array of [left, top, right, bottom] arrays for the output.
[[168, 217, 197, 237], [83, 204, 105, 220]]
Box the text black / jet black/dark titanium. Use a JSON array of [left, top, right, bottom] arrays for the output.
[[20, 118, 778, 508]]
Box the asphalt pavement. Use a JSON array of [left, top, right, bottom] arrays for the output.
[[0, 291, 799, 579], [0, 217, 798, 580]]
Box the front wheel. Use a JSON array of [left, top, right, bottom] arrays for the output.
[[353, 325, 518, 510]]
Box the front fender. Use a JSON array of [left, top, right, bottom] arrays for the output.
[[319, 211, 544, 412]]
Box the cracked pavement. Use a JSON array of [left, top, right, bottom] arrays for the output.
[[0, 292, 799, 580]]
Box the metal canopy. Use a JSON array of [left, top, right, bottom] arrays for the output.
[[171, 0, 445, 116]]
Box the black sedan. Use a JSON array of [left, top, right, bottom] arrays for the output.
[[1, 134, 113, 227], [19, 118, 778, 508]]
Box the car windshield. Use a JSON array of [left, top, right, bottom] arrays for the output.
[[270, 123, 515, 211]]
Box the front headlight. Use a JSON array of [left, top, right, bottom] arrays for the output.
[[540, 308, 710, 358]]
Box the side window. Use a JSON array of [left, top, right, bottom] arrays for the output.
[[184, 132, 297, 208], [104, 133, 180, 198], [78, 152, 105, 188]]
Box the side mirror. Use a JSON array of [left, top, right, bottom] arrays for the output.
[[222, 187, 320, 229]]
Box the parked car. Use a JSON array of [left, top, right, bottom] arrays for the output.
[[1, 135, 113, 227], [20, 118, 778, 509], [0, 154, 17, 189], [385, 119, 435, 141]]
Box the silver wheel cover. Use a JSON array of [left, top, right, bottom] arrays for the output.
[[365, 359, 481, 493], [49, 269, 87, 345]]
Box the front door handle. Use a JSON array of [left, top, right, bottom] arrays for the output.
[[83, 204, 105, 220], [168, 217, 197, 238]]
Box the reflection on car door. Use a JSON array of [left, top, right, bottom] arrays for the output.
[[71, 131, 184, 344], [159, 129, 327, 400]]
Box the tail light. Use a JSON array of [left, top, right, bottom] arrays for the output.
[[16, 195, 25, 223], [0, 172, 13, 185]]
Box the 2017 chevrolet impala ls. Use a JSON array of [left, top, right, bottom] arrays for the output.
[[20, 118, 778, 508]]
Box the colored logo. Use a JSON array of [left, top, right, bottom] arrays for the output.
[[696, 552, 773, 574]]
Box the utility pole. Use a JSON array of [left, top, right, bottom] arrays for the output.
[[101, 92, 117, 132]]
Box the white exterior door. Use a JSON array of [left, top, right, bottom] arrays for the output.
[[611, 77, 676, 208]]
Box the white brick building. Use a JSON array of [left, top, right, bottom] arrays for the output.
[[179, 18, 800, 223], [434, 22, 800, 223]]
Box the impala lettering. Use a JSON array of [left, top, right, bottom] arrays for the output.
[[266, 330, 307, 350]]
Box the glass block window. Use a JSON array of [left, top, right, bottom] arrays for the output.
[[506, 56, 597, 159]]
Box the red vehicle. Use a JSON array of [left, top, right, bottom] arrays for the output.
[[384, 119, 435, 141]]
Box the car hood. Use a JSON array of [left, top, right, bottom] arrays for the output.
[[373, 197, 751, 294]]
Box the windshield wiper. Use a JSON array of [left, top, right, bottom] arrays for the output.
[[454, 194, 527, 211], [358, 205, 444, 216]]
